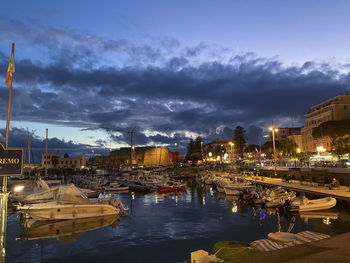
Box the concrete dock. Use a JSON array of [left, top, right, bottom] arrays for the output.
[[227, 232, 350, 263], [243, 176, 350, 202]]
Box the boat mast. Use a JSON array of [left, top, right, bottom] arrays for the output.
[[27, 129, 31, 178], [45, 128, 48, 177]]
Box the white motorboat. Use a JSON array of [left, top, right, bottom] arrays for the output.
[[265, 190, 296, 208], [290, 196, 337, 212], [254, 187, 294, 207], [17, 195, 127, 221], [10, 179, 51, 202], [23, 184, 88, 204], [93, 182, 129, 192], [222, 179, 255, 196]]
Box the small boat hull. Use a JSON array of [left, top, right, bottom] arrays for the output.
[[290, 197, 337, 212], [158, 185, 186, 193], [19, 203, 120, 220]]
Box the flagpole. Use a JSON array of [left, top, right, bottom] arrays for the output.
[[5, 43, 14, 150], [2, 43, 14, 193], [1, 43, 14, 263]]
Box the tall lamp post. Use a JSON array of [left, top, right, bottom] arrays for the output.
[[173, 142, 178, 164], [269, 127, 279, 176]]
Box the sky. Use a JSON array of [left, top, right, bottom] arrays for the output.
[[1, 0, 350, 162]]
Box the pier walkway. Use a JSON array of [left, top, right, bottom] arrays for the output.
[[227, 231, 350, 263], [242, 176, 350, 202]]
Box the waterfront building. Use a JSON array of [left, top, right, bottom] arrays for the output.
[[268, 127, 302, 142], [301, 93, 350, 152], [91, 147, 171, 168], [42, 152, 60, 169], [204, 139, 235, 162], [41, 152, 86, 168], [59, 155, 87, 168]]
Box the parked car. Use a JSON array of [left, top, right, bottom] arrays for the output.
[[321, 161, 335, 167], [336, 159, 350, 168]]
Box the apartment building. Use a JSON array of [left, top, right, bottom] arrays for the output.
[[302, 93, 350, 152], [42, 152, 86, 168], [269, 127, 302, 142]]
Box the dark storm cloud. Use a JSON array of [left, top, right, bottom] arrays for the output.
[[1, 51, 349, 146], [1, 17, 350, 155]]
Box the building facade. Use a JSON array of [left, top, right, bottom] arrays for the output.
[[91, 147, 171, 167], [269, 127, 302, 142], [42, 152, 60, 169], [204, 139, 235, 162], [59, 155, 87, 168], [42, 153, 86, 168], [302, 94, 350, 152]]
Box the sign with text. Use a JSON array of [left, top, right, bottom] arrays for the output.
[[0, 143, 23, 176]]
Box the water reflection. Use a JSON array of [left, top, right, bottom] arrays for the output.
[[6, 181, 350, 263], [299, 211, 339, 221], [224, 195, 240, 202], [18, 215, 123, 244], [231, 202, 238, 213]]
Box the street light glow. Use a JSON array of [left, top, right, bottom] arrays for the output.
[[14, 185, 24, 192], [317, 146, 326, 152]]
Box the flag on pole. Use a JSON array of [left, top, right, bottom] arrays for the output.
[[5, 46, 15, 88]]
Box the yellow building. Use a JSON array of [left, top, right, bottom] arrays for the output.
[[58, 155, 86, 168], [42, 152, 86, 168], [204, 139, 235, 162], [302, 93, 350, 152], [92, 147, 171, 167], [42, 152, 60, 169]]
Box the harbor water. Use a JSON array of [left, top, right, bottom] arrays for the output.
[[6, 180, 350, 263]]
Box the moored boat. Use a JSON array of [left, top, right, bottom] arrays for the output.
[[289, 196, 337, 212], [17, 195, 127, 221], [158, 181, 186, 193]]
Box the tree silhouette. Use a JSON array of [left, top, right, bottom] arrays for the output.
[[233, 126, 246, 158], [313, 120, 350, 153]]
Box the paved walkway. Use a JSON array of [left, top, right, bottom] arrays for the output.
[[227, 232, 350, 263], [243, 176, 350, 201]]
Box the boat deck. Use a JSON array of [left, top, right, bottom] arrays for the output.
[[242, 176, 350, 202]]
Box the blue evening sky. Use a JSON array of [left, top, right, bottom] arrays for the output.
[[2, 0, 350, 63], [0, 0, 350, 158]]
